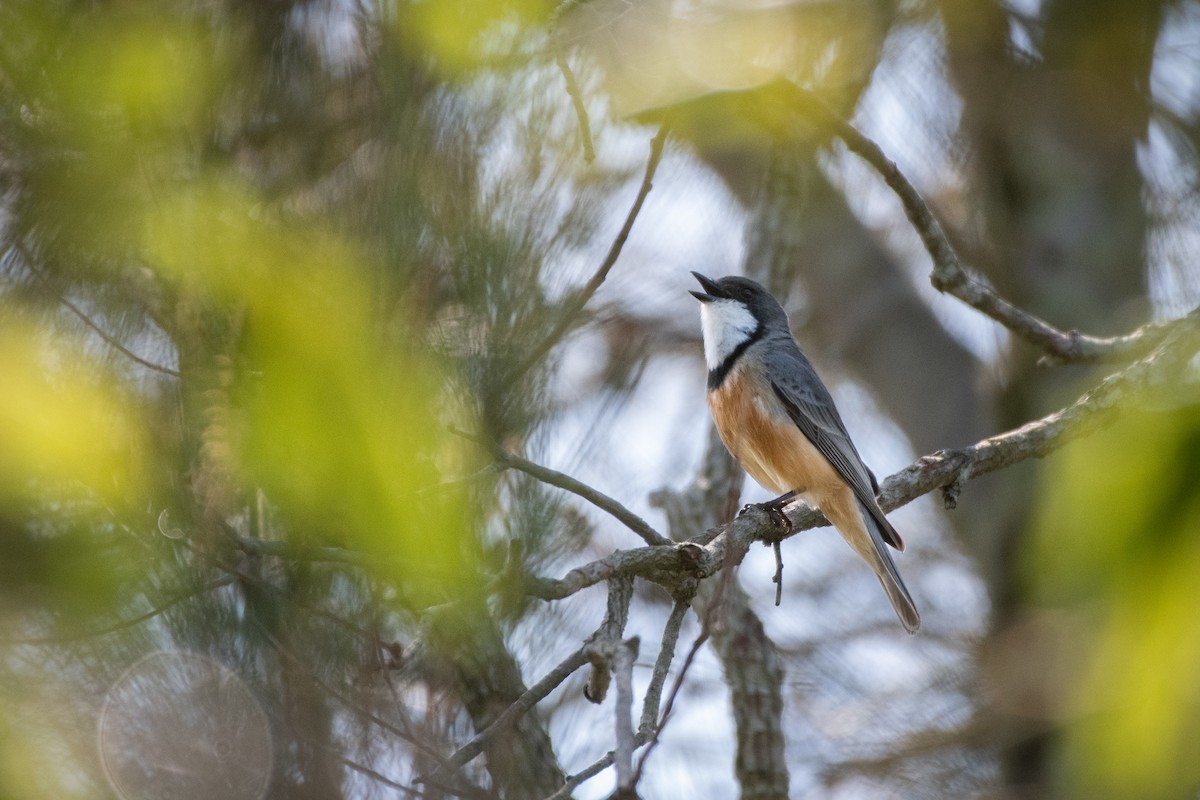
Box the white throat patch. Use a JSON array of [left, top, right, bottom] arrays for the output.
[[700, 299, 759, 370]]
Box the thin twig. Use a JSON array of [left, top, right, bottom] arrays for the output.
[[13, 244, 181, 377], [56, 291, 182, 376], [524, 540, 703, 601], [440, 646, 591, 771], [555, 52, 595, 164], [612, 637, 639, 793], [492, 446, 671, 547], [632, 542, 737, 787], [791, 86, 1196, 364], [772, 540, 783, 607], [543, 599, 691, 800], [585, 575, 634, 703], [508, 121, 669, 384], [543, 749, 620, 800], [251, 617, 488, 797], [335, 755, 425, 798], [635, 560, 737, 791], [6, 575, 234, 644], [633, 616, 712, 782], [638, 599, 691, 735]]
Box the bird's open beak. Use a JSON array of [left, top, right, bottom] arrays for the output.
[[689, 271, 726, 303]]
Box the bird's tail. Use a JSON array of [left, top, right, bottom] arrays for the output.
[[859, 501, 921, 634]]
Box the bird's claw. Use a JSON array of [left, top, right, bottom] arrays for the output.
[[739, 502, 793, 534], [767, 505, 793, 534]]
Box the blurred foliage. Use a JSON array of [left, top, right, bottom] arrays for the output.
[[561, 0, 890, 115], [397, 0, 558, 75], [1030, 400, 1200, 800], [0, 0, 598, 796]]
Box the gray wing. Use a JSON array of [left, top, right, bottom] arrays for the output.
[[766, 344, 904, 551]]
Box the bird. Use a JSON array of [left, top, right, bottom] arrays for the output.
[[690, 271, 920, 633]]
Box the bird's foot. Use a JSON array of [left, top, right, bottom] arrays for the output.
[[738, 501, 793, 534], [738, 490, 796, 532]]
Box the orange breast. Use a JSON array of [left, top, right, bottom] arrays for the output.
[[708, 363, 844, 501]]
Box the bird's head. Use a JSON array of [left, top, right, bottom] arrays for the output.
[[690, 272, 787, 369]]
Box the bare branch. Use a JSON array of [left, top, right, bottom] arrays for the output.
[[234, 318, 1195, 621], [229, 505, 687, 602], [612, 637, 639, 794], [542, 599, 691, 800], [866, 316, 1199, 517], [638, 599, 691, 735], [56, 290, 182, 376], [335, 754, 425, 798], [443, 575, 635, 775], [791, 87, 1197, 364], [525, 540, 708, 600], [555, 53, 595, 164], [633, 541, 742, 788], [585, 575, 634, 703], [508, 121, 669, 384], [5, 241, 181, 379], [775, 318, 1199, 539], [440, 642, 593, 772], [633, 610, 714, 781], [544, 749, 620, 800], [771, 539, 783, 606], [6, 575, 234, 645], [493, 446, 671, 546], [12, 243, 182, 377]]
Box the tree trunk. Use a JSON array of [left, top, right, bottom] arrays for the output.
[[426, 597, 568, 799]]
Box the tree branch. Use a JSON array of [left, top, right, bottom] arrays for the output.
[[13, 244, 182, 377], [507, 121, 669, 384], [633, 604, 715, 783], [540, 597, 692, 800], [639, 599, 691, 735], [555, 52, 595, 164], [524, 539, 709, 600], [544, 748, 623, 800], [791, 87, 1197, 364], [584, 575, 634, 703], [439, 645, 590, 773], [6, 575, 234, 644], [56, 290, 182, 376], [442, 576, 636, 776], [335, 755, 424, 798], [231, 317, 1195, 613], [612, 637, 639, 794], [493, 446, 671, 546], [864, 316, 1199, 519]]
